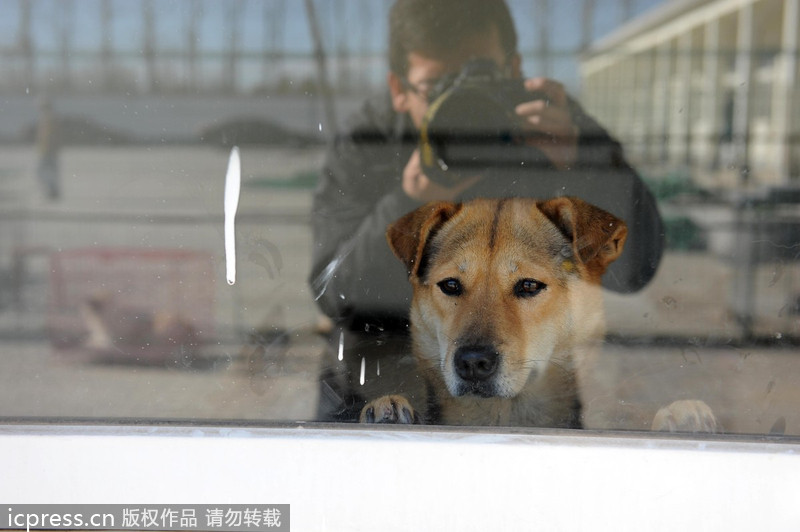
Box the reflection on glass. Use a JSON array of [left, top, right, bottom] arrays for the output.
[[0, 0, 797, 438]]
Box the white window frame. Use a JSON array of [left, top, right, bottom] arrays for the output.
[[2, 423, 799, 531]]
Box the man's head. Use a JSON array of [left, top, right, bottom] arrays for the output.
[[387, 0, 522, 128]]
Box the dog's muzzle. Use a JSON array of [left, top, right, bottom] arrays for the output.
[[453, 345, 500, 397]]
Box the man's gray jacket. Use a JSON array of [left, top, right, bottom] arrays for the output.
[[309, 93, 664, 327]]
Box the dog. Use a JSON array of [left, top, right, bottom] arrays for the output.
[[80, 292, 199, 365], [360, 197, 717, 431]]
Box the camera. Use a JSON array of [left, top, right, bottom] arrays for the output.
[[418, 58, 552, 185]]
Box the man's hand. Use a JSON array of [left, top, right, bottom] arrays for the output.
[[515, 77, 579, 171], [402, 149, 481, 203]]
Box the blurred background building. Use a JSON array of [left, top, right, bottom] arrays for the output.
[[2, 0, 795, 187], [0, 0, 662, 143], [581, 0, 799, 187]]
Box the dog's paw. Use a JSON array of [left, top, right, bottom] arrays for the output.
[[360, 395, 421, 424], [651, 400, 719, 433]]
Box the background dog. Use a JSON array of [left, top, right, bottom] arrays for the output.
[[361, 197, 717, 431], [80, 291, 199, 365]]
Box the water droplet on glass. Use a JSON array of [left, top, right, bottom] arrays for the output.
[[224, 146, 241, 285]]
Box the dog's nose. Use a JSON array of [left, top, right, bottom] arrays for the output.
[[454, 346, 499, 382]]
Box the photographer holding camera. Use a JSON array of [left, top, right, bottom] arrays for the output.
[[309, 0, 663, 419]]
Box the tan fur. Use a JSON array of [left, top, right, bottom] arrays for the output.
[[360, 197, 626, 427]]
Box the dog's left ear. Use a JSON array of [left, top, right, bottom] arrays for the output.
[[537, 196, 627, 275], [386, 202, 461, 278]]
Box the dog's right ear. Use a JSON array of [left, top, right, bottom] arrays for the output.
[[386, 202, 461, 278]]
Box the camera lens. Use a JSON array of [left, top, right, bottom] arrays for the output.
[[418, 59, 554, 185], [421, 88, 519, 181]]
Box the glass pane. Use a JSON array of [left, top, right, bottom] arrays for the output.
[[0, 0, 797, 438]]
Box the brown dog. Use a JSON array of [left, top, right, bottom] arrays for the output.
[[360, 197, 627, 427], [360, 197, 719, 431]]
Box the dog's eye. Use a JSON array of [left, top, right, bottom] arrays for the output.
[[437, 278, 463, 297], [514, 279, 546, 298]]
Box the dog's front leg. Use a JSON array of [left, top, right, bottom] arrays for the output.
[[360, 395, 422, 424]]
